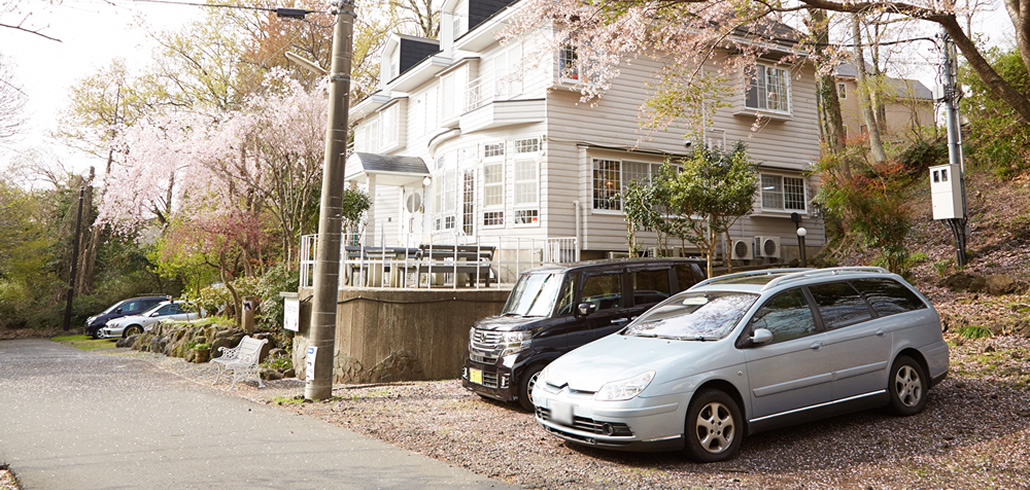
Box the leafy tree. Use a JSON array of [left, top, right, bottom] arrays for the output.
[[959, 47, 1030, 177], [666, 143, 758, 276], [814, 148, 913, 273]]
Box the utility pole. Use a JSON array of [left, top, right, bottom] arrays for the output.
[[940, 28, 969, 266], [305, 0, 356, 401], [63, 187, 85, 331]]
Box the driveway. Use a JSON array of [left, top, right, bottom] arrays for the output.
[[0, 339, 512, 489]]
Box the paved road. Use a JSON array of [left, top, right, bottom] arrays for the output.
[[0, 339, 513, 489]]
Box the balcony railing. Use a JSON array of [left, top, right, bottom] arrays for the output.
[[299, 232, 579, 290]]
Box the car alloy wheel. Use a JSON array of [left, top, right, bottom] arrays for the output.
[[518, 364, 545, 412], [889, 355, 928, 415], [124, 325, 143, 338], [685, 389, 742, 462]]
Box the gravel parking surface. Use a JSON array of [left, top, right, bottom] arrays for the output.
[[148, 333, 1030, 489]]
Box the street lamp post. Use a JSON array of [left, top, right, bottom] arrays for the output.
[[305, 0, 356, 401], [796, 227, 808, 267]]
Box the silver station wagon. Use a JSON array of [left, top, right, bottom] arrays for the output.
[[532, 267, 949, 462]]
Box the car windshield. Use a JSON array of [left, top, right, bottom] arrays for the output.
[[623, 291, 758, 340], [502, 272, 563, 317]]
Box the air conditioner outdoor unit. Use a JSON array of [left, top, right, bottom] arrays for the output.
[[646, 247, 660, 258], [607, 251, 631, 259], [754, 236, 781, 258], [731, 239, 753, 260]]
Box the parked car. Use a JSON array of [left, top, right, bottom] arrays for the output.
[[98, 300, 201, 339], [462, 258, 706, 410], [85, 295, 168, 339], [532, 267, 949, 462]]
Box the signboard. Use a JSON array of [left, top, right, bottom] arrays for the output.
[[305, 346, 317, 382], [283, 297, 299, 332]]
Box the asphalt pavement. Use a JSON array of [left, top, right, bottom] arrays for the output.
[[0, 339, 514, 489]]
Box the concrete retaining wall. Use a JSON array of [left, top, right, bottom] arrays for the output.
[[292, 287, 510, 384]]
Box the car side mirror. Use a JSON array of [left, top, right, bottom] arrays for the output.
[[151, 312, 160, 317], [576, 302, 596, 318], [115, 308, 122, 314], [750, 328, 774, 345]]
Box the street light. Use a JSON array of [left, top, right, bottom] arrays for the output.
[[285, 52, 328, 76], [796, 227, 808, 267]]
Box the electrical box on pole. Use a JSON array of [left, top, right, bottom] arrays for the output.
[[929, 164, 963, 220]]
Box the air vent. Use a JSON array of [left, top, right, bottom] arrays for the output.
[[731, 239, 753, 260], [754, 236, 781, 258]]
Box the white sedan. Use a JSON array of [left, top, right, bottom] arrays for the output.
[[99, 301, 201, 339]]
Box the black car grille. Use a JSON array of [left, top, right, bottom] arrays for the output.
[[536, 407, 633, 437], [469, 330, 503, 364]]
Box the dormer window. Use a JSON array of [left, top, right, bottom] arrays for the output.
[[389, 45, 400, 80]]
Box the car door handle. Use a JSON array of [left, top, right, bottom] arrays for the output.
[[612, 318, 630, 324], [875, 329, 887, 337], [809, 342, 823, 351]]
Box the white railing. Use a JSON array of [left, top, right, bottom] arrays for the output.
[[298, 233, 578, 290]]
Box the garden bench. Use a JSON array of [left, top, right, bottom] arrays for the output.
[[210, 335, 268, 389]]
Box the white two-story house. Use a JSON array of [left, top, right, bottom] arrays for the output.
[[344, 0, 825, 265]]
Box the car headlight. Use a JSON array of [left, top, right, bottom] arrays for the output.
[[594, 370, 655, 401], [499, 330, 532, 357]]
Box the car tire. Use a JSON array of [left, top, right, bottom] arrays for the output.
[[518, 364, 545, 412], [90, 329, 103, 340], [123, 325, 143, 338], [888, 355, 928, 416], [684, 389, 743, 463]]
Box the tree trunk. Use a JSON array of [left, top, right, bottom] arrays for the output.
[[809, 8, 846, 155], [851, 15, 888, 163], [75, 170, 97, 296]]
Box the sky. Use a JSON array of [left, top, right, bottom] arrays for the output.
[[0, 0, 198, 179], [0, 0, 1018, 183]]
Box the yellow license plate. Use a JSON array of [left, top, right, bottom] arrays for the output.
[[469, 368, 483, 385]]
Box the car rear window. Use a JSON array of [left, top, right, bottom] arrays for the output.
[[807, 281, 874, 329], [851, 278, 927, 316], [633, 268, 671, 308]]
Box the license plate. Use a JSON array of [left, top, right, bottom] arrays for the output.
[[469, 368, 483, 385], [551, 400, 574, 426]]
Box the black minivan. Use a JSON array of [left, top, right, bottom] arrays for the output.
[[462, 259, 706, 410]]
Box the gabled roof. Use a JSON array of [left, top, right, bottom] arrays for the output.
[[835, 62, 933, 100]]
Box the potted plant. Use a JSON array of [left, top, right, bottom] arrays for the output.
[[193, 343, 211, 363]]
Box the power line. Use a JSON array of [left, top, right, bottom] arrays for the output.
[[127, 0, 326, 17]]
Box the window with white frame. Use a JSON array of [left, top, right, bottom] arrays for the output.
[[495, 42, 523, 100], [591, 158, 667, 210], [440, 72, 457, 121], [452, 0, 467, 38], [380, 105, 398, 149], [482, 141, 504, 227], [423, 84, 438, 135], [355, 118, 379, 153], [746, 63, 791, 114], [760, 174, 807, 212], [513, 137, 540, 225], [837, 82, 847, 99], [558, 45, 579, 82]]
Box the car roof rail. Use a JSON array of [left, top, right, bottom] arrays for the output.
[[762, 266, 891, 291], [691, 268, 810, 289]]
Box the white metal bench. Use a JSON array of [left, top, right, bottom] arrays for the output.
[[210, 335, 268, 389]]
